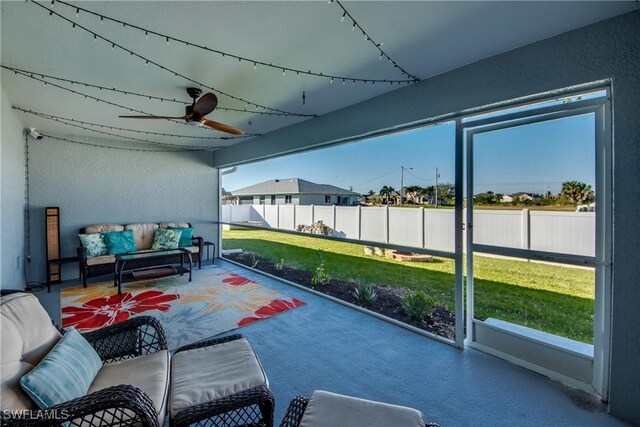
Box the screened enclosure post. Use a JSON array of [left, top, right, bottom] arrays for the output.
[[454, 119, 465, 347], [593, 98, 613, 399], [465, 130, 475, 345]]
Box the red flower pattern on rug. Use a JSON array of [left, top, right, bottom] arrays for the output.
[[62, 290, 179, 330], [238, 298, 305, 326], [222, 273, 256, 286]]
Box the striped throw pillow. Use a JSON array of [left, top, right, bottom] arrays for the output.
[[20, 328, 102, 408]]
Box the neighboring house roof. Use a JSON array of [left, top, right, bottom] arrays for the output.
[[221, 187, 232, 196], [511, 192, 532, 197], [231, 178, 358, 196]]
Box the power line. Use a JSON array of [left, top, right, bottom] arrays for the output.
[[351, 167, 401, 188]]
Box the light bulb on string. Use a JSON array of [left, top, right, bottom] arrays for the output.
[[341, 12, 346, 22], [75, 8, 79, 17], [145, 31, 148, 40]]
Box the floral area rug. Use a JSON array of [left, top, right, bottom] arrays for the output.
[[60, 267, 305, 349]]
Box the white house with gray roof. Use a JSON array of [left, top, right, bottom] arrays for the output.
[[230, 178, 358, 206]]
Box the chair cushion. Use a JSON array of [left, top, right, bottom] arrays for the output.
[[79, 233, 108, 258], [20, 328, 102, 409], [169, 227, 193, 248], [89, 350, 170, 426], [0, 293, 62, 365], [126, 223, 159, 250], [85, 224, 124, 234], [103, 230, 137, 255], [159, 222, 190, 229], [2, 362, 37, 410], [151, 228, 181, 250], [169, 338, 268, 418], [299, 391, 425, 427], [86, 254, 117, 266]]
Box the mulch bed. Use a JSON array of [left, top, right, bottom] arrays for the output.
[[226, 252, 455, 340]]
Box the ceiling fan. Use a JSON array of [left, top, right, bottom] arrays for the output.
[[119, 87, 244, 135]]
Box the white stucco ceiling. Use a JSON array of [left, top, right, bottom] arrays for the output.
[[1, 1, 637, 150]]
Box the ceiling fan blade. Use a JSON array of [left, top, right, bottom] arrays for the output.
[[202, 119, 244, 135], [118, 114, 190, 119], [193, 93, 218, 116]]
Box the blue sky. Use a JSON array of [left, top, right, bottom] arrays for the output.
[[223, 113, 595, 196]]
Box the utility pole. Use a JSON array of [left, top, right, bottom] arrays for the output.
[[435, 167, 440, 208], [400, 166, 413, 206]]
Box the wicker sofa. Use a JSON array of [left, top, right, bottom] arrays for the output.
[[78, 222, 203, 287]]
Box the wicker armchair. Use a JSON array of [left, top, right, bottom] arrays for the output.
[[1, 292, 168, 427]]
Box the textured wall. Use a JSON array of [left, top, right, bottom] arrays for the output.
[[0, 89, 26, 289], [26, 139, 218, 283], [212, 11, 640, 424]]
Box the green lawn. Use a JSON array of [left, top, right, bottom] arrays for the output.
[[222, 229, 595, 343]]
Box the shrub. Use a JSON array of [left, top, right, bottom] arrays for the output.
[[402, 291, 437, 319], [275, 258, 285, 271], [310, 250, 330, 287], [250, 252, 259, 268], [352, 284, 379, 306]]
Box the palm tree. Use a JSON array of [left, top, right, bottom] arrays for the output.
[[560, 181, 595, 204], [380, 186, 395, 204]]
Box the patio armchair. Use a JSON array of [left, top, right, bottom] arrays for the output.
[[1, 292, 168, 427]]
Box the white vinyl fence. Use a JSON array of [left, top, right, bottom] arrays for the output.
[[221, 204, 595, 257]]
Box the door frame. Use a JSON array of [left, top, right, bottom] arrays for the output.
[[458, 92, 612, 397]]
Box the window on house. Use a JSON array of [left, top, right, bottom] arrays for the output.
[[285, 195, 292, 204], [325, 195, 331, 203], [271, 195, 276, 205], [259, 196, 265, 205]]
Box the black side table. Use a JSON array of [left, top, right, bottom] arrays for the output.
[[46, 256, 80, 292], [202, 241, 216, 262]]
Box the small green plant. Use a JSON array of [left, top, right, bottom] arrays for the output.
[[402, 291, 437, 319], [352, 283, 379, 306], [250, 252, 259, 268], [310, 250, 330, 287], [275, 258, 285, 271]]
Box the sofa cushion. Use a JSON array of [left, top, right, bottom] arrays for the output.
[[85, 224, 124, 234], [125, 223, 159, 250], [159, 222, 190, 229], [2, 361, 36, 410], [89, 350, 170, 426], [86, 255, 117, 266], [79, 233, 108, 258], [0, 293, 62, 365], [103, 230, 137, 255], [20, 328, 103, 409], [169, 338, 268, 418], [170, 227, 193, 248], [299, 390, 425, 427], [151, 228, 182, 251]]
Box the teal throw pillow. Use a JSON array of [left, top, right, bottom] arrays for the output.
[[102, 230, 137, 255], [78, 233, 108, 258], [20, 328, 102, 409], [170, 226, 193, 247], [151, 228, 182, 250]]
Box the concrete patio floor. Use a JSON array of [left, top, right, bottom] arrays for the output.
[[34, 259, 628, 427]]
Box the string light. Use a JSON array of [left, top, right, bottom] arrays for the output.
[[30, 2, 317, 115], [330, 0, 419, 81], [40, 133, 209, 153], [0, 65, 316, 117], [11, 106, 253, 141], [37, 0, 416, 85], [13, 107, 232, 150]]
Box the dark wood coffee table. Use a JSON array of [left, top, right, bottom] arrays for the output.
[[114, 249, 192, 294]]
